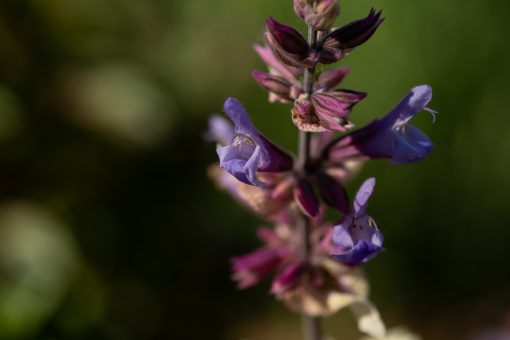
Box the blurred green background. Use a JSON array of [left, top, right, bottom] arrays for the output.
[[0, 0, 509, 339]]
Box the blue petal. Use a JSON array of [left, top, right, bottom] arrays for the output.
[[392, 125, 434, 164], [354, 178, 375, 213], [383, 85, 433, 128], [206, 115, 235, 145], [224, 98, 259, 138], [330, 240, 383, 266], [331, 219, 355, 249], [217, 144, 268, 187]]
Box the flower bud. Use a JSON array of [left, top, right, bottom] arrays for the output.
[[318, 8, 383, 64], [294, 177, 320, 217], [265, 17, 316, 68], [294, 0, 340, 31]]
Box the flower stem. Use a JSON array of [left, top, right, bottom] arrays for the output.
[[297, 24, 322, 340]]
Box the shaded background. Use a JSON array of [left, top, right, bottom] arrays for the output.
[[0, 0, 509, 339]]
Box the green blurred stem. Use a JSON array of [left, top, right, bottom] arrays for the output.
[[297, 25, 322, 340]]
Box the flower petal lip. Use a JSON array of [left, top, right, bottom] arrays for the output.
[[330, 240, 383, 266]]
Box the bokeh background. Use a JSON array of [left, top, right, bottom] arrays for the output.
[[0, 0, 509, 339]]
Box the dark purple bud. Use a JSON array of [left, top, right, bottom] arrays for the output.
[[329, 178, 384, 266], [318, 8, 383, 63], [266, 17, 314, 68], [314, 67, 349, 92], [294, 178, 320, 217], [317, 48, 344, 65], [316, 172, 349, 214], [266, 17, 309, 54]]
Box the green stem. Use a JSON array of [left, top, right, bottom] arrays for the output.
[[297, 24, 322, 340]]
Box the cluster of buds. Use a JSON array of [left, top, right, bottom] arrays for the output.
[[207, 0, 436, 338]]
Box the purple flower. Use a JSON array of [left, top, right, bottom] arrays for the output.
[[326, 85, 435, 164], [329, 178, 384, 265], [317, 8, 384, 64], [216, 98, 293, 186]]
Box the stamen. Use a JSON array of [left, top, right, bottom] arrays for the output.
[[233, 134, 255, 146], [367, 217, 375, 227], [424, 107, 438, 123]]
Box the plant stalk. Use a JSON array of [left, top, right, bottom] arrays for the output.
[[297, 24, 322, 340]]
